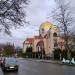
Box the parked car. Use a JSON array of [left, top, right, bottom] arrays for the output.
[[2, 57, 19, 71], [62, 58, 75, 65], [0, 57, 4, 66], [62, 58, 70, 64], [71, 58, 75, 65]]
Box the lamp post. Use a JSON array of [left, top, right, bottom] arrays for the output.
[[38, 46, 40, 59]]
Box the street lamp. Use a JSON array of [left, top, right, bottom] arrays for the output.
[[38, 46, 40, 59]]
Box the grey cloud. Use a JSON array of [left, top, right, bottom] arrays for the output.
[[0, 0, 58, 47]]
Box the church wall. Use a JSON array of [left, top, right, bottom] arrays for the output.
[[23, 21, 65, 58], [23, 44, 28, 53], [32, 39, 42, 52], [43, 38, 49, 55]]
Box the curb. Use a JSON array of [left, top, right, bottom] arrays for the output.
[[26, 59, 62, 65], [37, 60, 62, 65], [26, 59, 75, 66]]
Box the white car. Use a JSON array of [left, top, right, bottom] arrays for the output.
[[62, 58, 70, 64], [62, 58, 75, 65], [71, 58, 75, 64]]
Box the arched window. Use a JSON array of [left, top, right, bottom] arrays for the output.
[[54, 39, 58, 47], [53, 33, 57, 37], [41, 28, 44, 34]]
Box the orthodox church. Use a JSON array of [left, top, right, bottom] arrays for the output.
[[23, 21, 65, 57]]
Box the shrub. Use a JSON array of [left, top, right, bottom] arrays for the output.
[[53, 48, 62, 60]]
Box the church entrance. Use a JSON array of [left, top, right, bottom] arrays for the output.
[[36, 40, 45, 59]]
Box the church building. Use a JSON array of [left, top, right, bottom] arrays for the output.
[[23, 21, 65, 57]]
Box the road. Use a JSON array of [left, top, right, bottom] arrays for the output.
[[0, 58, 75, 75]]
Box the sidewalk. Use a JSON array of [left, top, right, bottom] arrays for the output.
[[0, 68, 3, 75], [26, 59, 62, 65]]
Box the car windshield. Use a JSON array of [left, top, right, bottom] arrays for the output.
[[5, 58, 17, 64]]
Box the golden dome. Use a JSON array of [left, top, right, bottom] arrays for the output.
[[40, 21, 54, 31]]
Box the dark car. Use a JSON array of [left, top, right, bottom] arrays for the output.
[[0, 57, 4, 66], [2, 57, 19, 71], [0, 57, 2, 65]]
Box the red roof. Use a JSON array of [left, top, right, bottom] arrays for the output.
[[34, 35, 44, 39], [24, 35, 46, 44], [25, 38, 34, 44]]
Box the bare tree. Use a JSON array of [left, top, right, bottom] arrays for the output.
[[3, 42, 15, 56], [52, 0, 75, 59], [0, 0, 28, 35]]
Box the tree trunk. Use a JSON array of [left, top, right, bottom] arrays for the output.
[[64, 25, 71, 59]]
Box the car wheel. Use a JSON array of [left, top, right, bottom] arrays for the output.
[[16, 67, 18, 72], [2, 67, 6, 71]]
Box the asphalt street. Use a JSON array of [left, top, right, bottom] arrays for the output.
[[0, 58, 75, 75]]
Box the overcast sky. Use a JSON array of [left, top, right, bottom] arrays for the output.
[[0, 0, 74, 47]]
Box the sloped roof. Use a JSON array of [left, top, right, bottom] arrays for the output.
[[34, 35, 44, 39], [24, 38, 34, 44]]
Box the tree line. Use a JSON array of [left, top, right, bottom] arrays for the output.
[[0, 43, 15, 56]]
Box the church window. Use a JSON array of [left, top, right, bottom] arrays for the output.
[[42, 28, 44, 34], [53, 33, 57, 37], [54, 39, 58, 47]]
